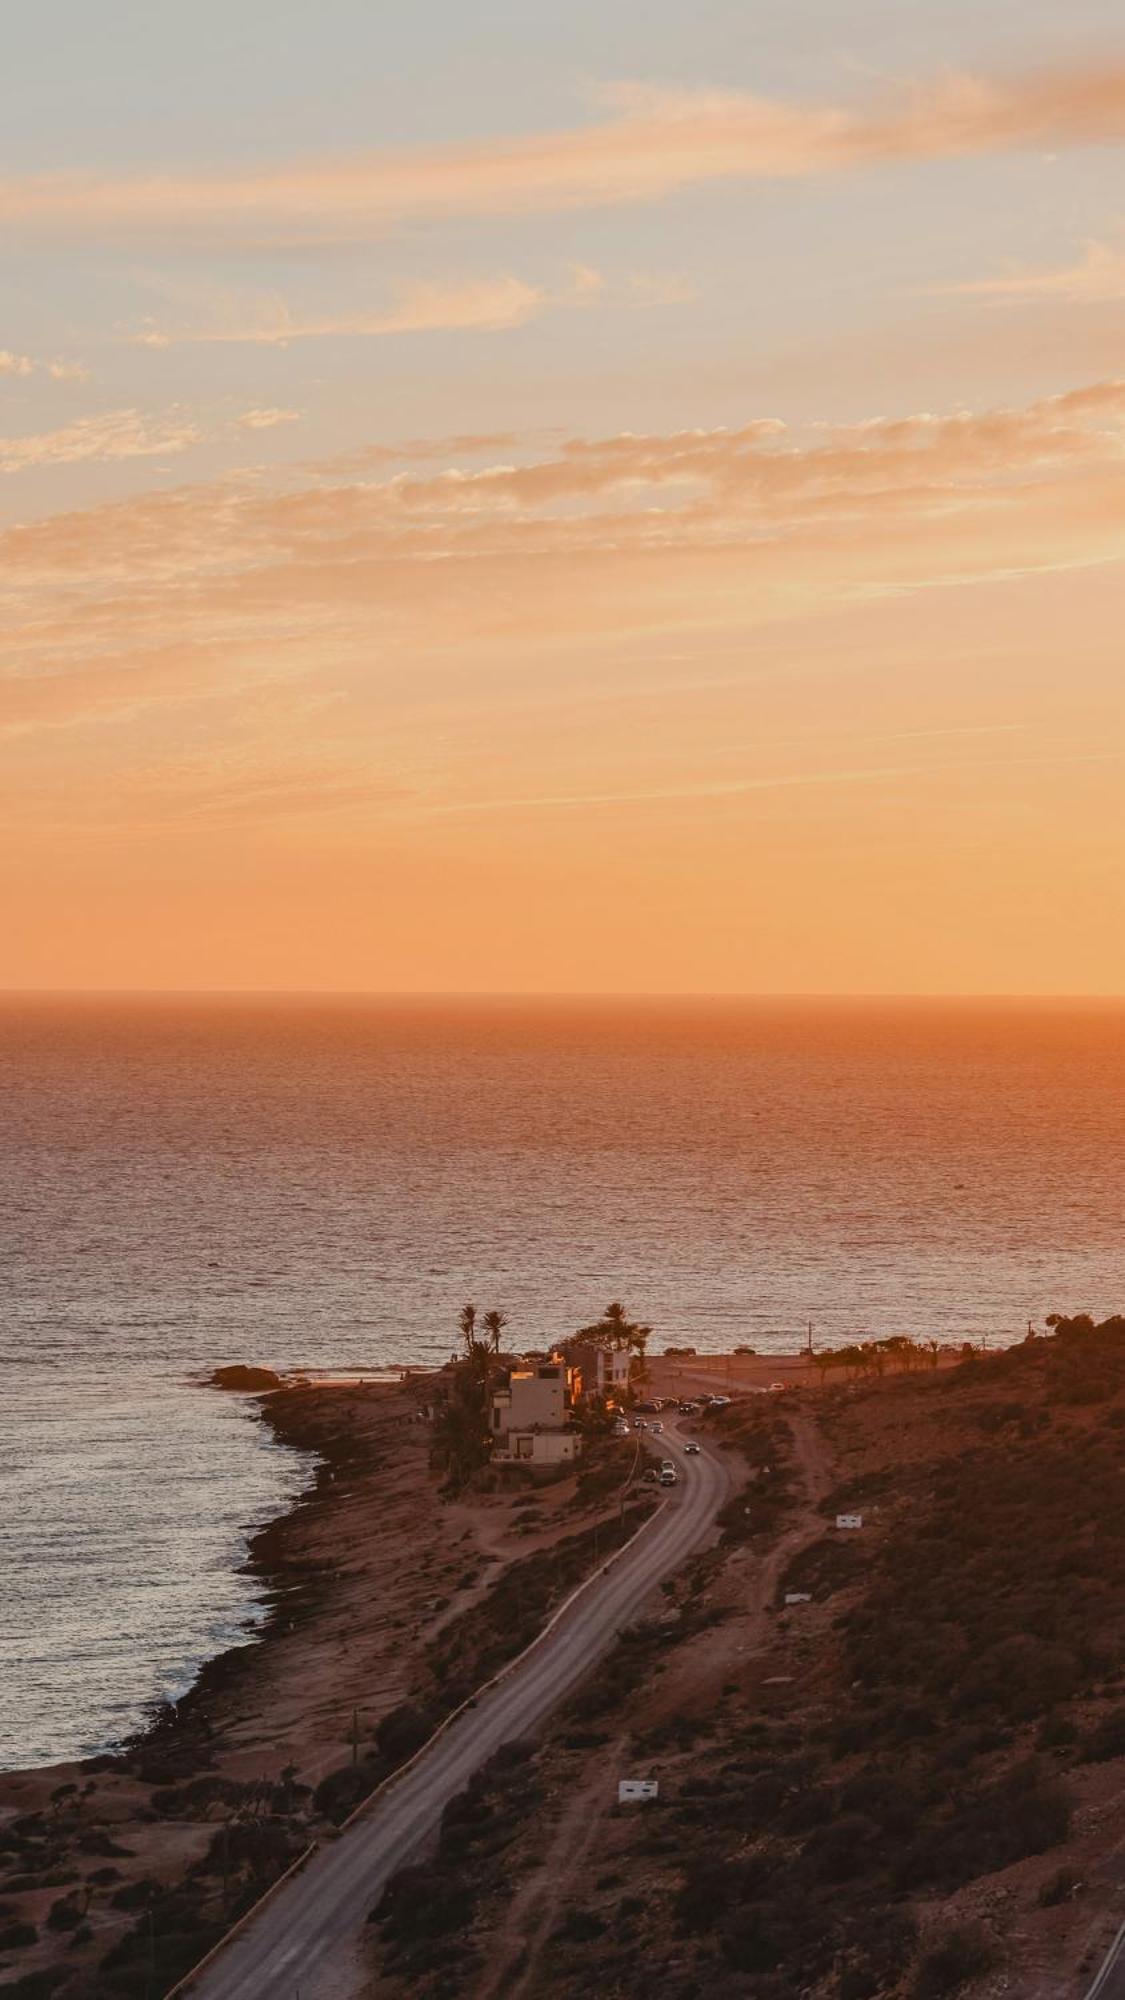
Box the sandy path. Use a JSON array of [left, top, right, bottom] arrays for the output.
[[475, 1735, 627, 2000]]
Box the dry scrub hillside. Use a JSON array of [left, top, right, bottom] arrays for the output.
[[364, 1317, 1125, 2000]]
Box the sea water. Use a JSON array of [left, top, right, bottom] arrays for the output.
[[3, 995, 1124, 1766]]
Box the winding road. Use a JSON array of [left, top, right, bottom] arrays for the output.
[[184, 1421, 730, 2000]]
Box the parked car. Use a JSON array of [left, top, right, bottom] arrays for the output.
[[684, 1441, 701, 1454]]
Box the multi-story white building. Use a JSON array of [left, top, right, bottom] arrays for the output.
[[491, 1358, 580, 1465]]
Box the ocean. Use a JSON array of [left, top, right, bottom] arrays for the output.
[[3, 994, 1124, 1769]]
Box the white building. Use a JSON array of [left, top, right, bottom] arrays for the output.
[[491, 1359, 580, 1466]]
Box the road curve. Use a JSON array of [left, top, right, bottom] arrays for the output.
[[1085, 1917, 1125, 2000], [186, 1422, 730, 2000]]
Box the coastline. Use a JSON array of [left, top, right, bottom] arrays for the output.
[[113, 1382, 344, 1776], [0, 1370, 654, 1996]]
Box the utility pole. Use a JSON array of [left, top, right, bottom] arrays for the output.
[[351, 1707, 361, 1768]]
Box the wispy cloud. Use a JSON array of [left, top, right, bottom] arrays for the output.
[[0, 349, 88, 381], [4, 380, 1124, 678], [947, 238, 1125, 304], [236, 407, 302, 430], [0, 408, 200, 474], [125, 268, 631, 349], [4, 63, 1125, 244]]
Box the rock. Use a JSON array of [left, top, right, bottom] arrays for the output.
[[209, 1365, 284, 1392]]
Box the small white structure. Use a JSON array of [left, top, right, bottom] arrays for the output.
[[784, 1591, 813, 1605], [836, 1513, 863, 1530], [618, 1779, 659, 1804]]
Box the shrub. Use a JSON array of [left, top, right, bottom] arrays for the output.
[[0, 1971, 73, 1998], [1082, 1707, 1125, 1763], [0, 1921, 37, 1950], [371, 1863, 473, 1944], [913, 1925, 999, 1997], [44, 1896, 82, 1932], [1038, 1865, 1082, 1906], [553, 1909, 606, 1942], [312, 1761, 375, 1823], [374, 1702, 435, 1764], [110, 1878, 159, 1911]]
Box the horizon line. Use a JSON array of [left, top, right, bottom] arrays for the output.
[[2, 988, 1124, 1005]]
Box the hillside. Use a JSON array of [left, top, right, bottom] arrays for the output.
[[364, 1317, 1125, 2000]]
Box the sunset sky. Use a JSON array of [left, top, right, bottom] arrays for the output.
[[3, 0, 1125, 993]]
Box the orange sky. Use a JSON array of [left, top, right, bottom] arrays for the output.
[[3, 5, 1125, 991]]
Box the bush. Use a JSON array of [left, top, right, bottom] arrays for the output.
[[553, 1908, 606, 1943], [897, 1764, 1070, 1889], [312, 1761, 375, 1823], [371, 1863, 473, 1944], [0, 1972, 73, 1998], [1082, 1708, 1125, 1763], [110, 1878, 159, 1911], [0, 1922, 37, 1950], [913, 1925, 999, 1997], [44, 1896, 82, 1932], [374, 1702, 436, 1764], [1038, 1865, 1082, 1906]]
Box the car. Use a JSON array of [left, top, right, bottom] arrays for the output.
[[642, 1466, 659, 1483], [684, 1441, 701, 1454], [635, 1419, 647, 1430], [659, 1465, 678, 1486], [649, 1420, 663, 1434], [767, 1381, 787, 1392], [711, 1395, 731, 1407]]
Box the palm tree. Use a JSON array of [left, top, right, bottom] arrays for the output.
[[600, 1296, 624, 1344], [458, 1303, 478, 1357], [600, 1302, 649, 1355], [483, 1308, 509, 1355]]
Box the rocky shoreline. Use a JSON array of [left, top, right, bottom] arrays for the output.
[[0, 1371, 646, 1997]]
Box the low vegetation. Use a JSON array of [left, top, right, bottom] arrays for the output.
[[365, 1315, 1125, 1999]]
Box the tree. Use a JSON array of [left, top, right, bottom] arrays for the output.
[[483, 1308, 509, 1355], [432, 1362, 490, 1488], [811, 1351, 834, 1389], [580, 1302, 652, 1357], [458, 1303, 478, 1357]]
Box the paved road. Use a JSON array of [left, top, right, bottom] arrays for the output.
[[186, 1423, 730, 2000], [1085, 1918, 1125, 2000]]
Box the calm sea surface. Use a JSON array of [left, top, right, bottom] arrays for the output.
[[3, 995, 1124, 1768]]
